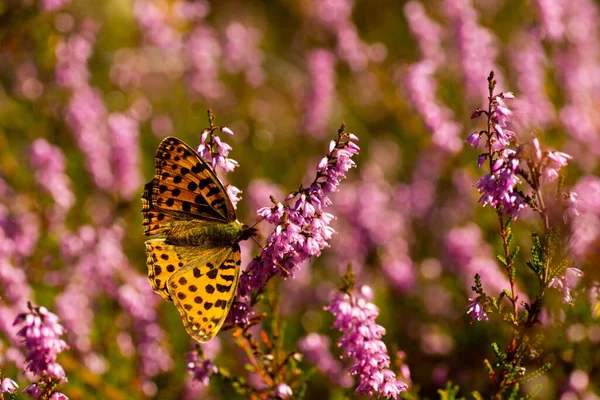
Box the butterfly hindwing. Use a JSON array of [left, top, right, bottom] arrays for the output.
[[145, 238, 215, 301], [167, 244, 241, 343], [147, 136, 236, 224]]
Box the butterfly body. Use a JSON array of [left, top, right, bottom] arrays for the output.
[[163, 219, 248, 248], [142, 136, 254, 342]]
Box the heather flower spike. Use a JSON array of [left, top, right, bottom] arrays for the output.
[[14, 303, 69, 399], [327, 279, 407, 399], [230, 123, 360, 326]]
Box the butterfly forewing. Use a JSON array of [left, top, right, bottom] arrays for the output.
[[146, 137, 235, 225], [167, 245, 241, 342], [142, 183, 184, 237]]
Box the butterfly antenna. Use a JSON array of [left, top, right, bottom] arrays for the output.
[[249, 215, 267, 230], [250, 235, 265, 252]]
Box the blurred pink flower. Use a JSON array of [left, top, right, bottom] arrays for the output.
[[304, 49, 337, 138]]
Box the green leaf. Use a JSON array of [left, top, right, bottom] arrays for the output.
[[526, 261, 539, 274], [507, 383, 519, 400], [523, 363, 551, 383], [509, 246, 520, 263], [497, 254, 508, 266], [491, 342, 506, 361], [549, 258, 570, 282], [471, 391, 483, 400]]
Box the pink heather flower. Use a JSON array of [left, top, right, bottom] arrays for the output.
[[444, 0, 504, 100], [64, 86, 114, 191], [474, 149, 525, 220], [465, 132, 480, 148], [0, 377, 18, 394], [196, 129, 239, 174], [536, 0, 565, 41], [133, 0, 182, 49], [226, 185, 242, 209], [50, 392, 68, 400], [401, 61, 462, 153], [563, 192, 580, 223], [230, 129, 359, 325], [14, 62, 43, 100], [14, 305, 68, 380], [490, 93, 516, 147], [304, 49, 337, 137], [445, 224, 526, 301], [55, 21, 97, 89], [40, 0, 70, 12], [466, 297, 488, 323], [510, 31, 555, 129], [549, 267, 584, 304], [187, 348, 217, 385], [108, 113, 143, 199], [532, 136, 543, 162], [185, 25, 225, 100], [29, 139, 75, 211], [223, 23, 265, 86], [23, 384, 42, 398], [541, 151, 572, 183], [326, 285, 407, 399], [273, 383, 293, 399], [404, 1, 445, 64], [299, 333, 353, 387]]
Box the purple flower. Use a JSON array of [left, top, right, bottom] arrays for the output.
[[29, 139, 75, 211], [490, 93, 516, 147], [185, 25, 225, 100], [14, 305, 68, 380], [444, 0, 504, 100], [404, 1, 445, 64], [273, 383, 293, 398], [187, 348, 218, 386], [108, 113, 143, 200], [541, 151, 572, 183], [304, 49, 337, 137], [563, 192, 580, 223], [197, 129, 239, 174], [64, 86, 114, 192], [55, 21, 97, 89], [299, 333, 353, 388], [474, 149, 525, 220], [326, 285, 407, 399], [549, 267, 584, 304], [40, 0, 70, 12], [223, 22, 265, 86], [231, 129, 359, 324], [466, 297, 489, 323], [0, 377, 18, 394], [400, 61, 462, 154], [510, 31, 555, 129], [133, 0, 182, 49], [465, 132, 481, 148]]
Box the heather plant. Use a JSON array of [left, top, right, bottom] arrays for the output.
[[0, 1, 599, 399]]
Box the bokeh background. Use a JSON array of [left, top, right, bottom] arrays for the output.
[[1, 0, 599, 398]]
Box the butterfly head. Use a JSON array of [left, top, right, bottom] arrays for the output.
[[239, 224, 258, 242]]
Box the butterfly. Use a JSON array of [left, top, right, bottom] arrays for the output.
[[142, 136, 256, 342]]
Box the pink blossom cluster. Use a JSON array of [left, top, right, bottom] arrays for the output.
[[229, 129, 360, 326], [326, 285, 407, 399]]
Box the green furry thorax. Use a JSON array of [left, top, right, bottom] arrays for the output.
[[165, 220, 244, 248]]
